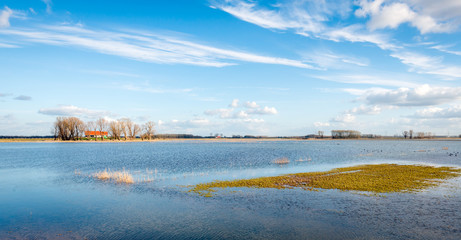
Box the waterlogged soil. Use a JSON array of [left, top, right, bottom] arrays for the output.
[[1, 140, 461, 239]]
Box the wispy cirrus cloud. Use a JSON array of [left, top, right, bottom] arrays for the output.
[[390, 51, 461, 79], [0, 25, 314, 69], [314, 74, 418, 88], [0, 42, 19, 48], [211, 0, 396, 50], [430, 44, 461, 56], [42, 0, 53, 14], [303, 50, 369, 69], [121, 83, 193, 94]]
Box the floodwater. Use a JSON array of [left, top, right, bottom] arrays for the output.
[[0, 140, 460, 239]]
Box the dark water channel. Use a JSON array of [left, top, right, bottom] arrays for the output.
[[0, 140, 460, 239]]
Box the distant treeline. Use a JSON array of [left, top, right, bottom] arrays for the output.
[[0, 136, 54, 139], [155, 134, 203, 139]]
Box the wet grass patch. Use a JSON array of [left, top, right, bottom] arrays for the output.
[[190, 164, 461, 197]]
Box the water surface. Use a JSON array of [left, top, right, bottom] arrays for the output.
[[1, 140, 460, 239]]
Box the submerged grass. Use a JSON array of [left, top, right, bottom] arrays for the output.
[[94, 169, 134, 184], [190, 164, 461, 197]]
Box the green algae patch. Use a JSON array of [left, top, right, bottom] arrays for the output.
[[190, 164, 461, 197]]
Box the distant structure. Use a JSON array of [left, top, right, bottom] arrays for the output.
[[85, 131, 108, 138], [331, 130, 361, 139]]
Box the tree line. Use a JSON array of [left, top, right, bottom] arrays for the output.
[[402, 130, 435, 139], [53, 116, 155, 141]]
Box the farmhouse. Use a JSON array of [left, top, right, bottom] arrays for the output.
[[85, 131, 108, 138]]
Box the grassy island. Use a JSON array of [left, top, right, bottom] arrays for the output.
[[190, 164, 461, 197]]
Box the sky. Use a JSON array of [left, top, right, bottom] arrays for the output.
[[1, 0, 461, 137]]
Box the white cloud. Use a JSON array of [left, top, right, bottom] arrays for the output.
[[407, 0, 461, 24], [0, 6, 13, 28], [412, 105, 461, 118], [355, 0, 454, 34], [332, 113, 356, 123], [360, 84, 461, 106], [314, 122, 330, 127], [38, 105, 112, 118], [234, 110, 249, 119], [205, 99, 277, 119], [247, 106, 278, 115], [346, 105, 382, 115], [237, 118, 265, 123], [0, 25, 313, 69], [204, 108, 235, 119], [230, 99, 239, 108], [244, 101, 260, 108]]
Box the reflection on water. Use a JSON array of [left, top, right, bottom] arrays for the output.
[[0, 140, 460, 239]]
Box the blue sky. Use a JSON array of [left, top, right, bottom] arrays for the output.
[[1, 0, 461, 136]]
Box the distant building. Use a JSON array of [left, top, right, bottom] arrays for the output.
[[331, 130, 361, 139], [85, 131, 108, 137]]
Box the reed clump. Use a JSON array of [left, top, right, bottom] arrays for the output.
[[190, 164, 461, 197], [273, 157, 290, 164], [94, 169, 134, 184]]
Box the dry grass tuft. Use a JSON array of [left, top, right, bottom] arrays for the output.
[[94, 169, 134, 184], [273, 157, 290, 164], [190, 164, 461, 197]]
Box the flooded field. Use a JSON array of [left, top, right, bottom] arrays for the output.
[[1, 140, 460, 239]]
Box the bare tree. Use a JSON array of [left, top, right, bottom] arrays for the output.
[[54, 117, 68, 140], [417, 132, 425, 139], [53, 116, 85, 141], [73, 117, 86, 140], [96, 118, 108, 141], [318, 131, 324, 139], [51, 125, 58, 140], [132, 123, 141, 139], [402, 131, 408, 139], [122, 118, 134, 140], [119, 118, 131, 140], [143, 121, 155, 140], [109, 120, 122, 140]]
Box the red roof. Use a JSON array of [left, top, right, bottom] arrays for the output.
[[85, 131, 108, 136]]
